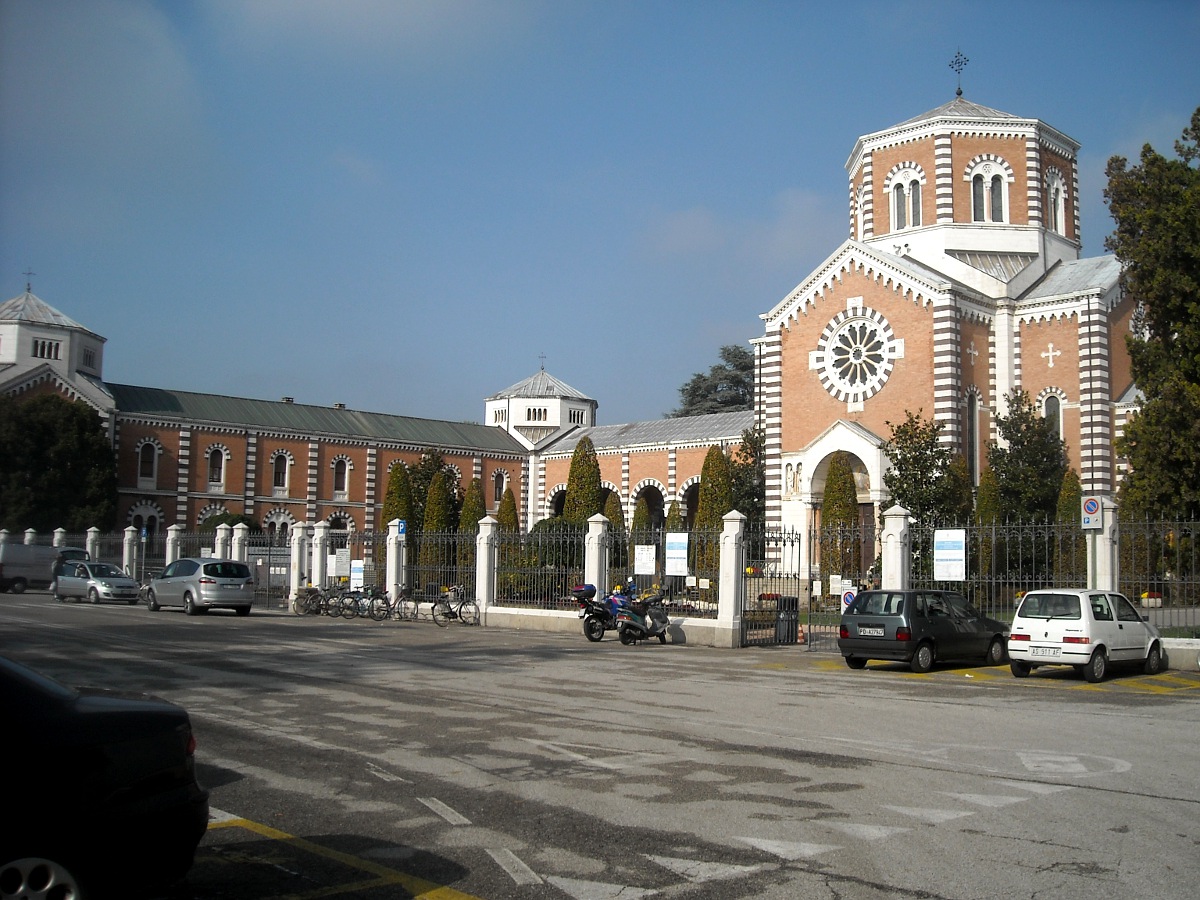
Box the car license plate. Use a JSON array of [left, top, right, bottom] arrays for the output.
[[858, 626, 884, 637], [1030, 646, 1061, 658], [222, 583, 241, 589]]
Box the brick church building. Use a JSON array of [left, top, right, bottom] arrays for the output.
[[1, 94, 1135, 546]]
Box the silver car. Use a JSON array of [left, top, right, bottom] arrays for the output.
[[53, 562, 140, 605], [146, 558, 254, 616]]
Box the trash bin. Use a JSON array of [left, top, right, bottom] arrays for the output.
[[775, 594, 799, 643]]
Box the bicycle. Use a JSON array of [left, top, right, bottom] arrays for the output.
[[431, 585, 479, 627], [391, 584, 419, 621]]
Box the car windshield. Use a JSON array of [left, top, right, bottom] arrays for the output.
[[204, 562, 250, 579], [90, 564, 124, 577], [1017, 593, 1081, 619], [848, 592, 905, 615]]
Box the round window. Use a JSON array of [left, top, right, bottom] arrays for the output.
[[816, 309, 896, 403]]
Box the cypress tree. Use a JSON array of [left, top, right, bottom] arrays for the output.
[[382, 461, 415, 531], [496, 487, 519, 532], [694, 445, 733, 573], [562, 436, 603, 526], [820, 451, 861, 581], [419, 471, 454, 575], [457, 478, 485, 571]]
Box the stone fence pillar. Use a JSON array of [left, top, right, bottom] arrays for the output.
[[585, 514, 609, 593], [166, 524, 184, 566], [716, 511, 746, 648], [289, 524, 310, 599], [475, 516, 498, 623], [880, 505, 912, 590]]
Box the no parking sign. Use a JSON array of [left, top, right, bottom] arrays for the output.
[[1081, 496, 1102, 530], [842, 589, 856, 608]]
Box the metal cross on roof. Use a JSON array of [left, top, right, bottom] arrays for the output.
[[22, 267, 35, 291], [949, 50, 969, 97]]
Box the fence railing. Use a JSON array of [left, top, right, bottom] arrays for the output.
[[491, 525, 584, 611]]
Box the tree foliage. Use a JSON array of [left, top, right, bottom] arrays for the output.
[[694, 445, 734, 531], [987, 390, 1067, 521], [562, 436, 603, 526], [729, 426, 765, 529], [459, 478, 485, 534], [496, 487, 519, 532], [1106, 107, 1200, 518], [820, 451, 861, 579], [381, 462, 415, 532], [0, 394, 117, 532], [883, 410, 973, 524], [418, 470, 455, 572], [604, 491, 628, 568], [664, 500, 684, 532], [408, 449, 460, 535], [669, 345, 754, 417]]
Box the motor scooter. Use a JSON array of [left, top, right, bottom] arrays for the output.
[[572, 584, 628, 642], [615, 591, 670, 644]]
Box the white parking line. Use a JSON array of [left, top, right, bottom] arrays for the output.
[[417, 796, 471, 825], [486, 848, 542, 884]]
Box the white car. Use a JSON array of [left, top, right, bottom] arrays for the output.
[[1008, 589, 1166, 682]]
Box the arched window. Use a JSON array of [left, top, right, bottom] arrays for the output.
[[207, 448, 224, 486], [1045, 168, 1067, 235], [493, 471, 506, 504], [893, 183, 906, 230], [967, 158, 1011, 224], [966, 394, 979, 485], [273, 454, 289, 494], [887, 165, 924, 232], [1044, 395, 1062, 438], [333, 459, 348, 496], [909, 179, 921, 227], [138, 444, 155, 481]]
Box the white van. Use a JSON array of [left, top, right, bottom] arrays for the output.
[[0, 544, 90, 594], [1008, 588, 1165, 682]]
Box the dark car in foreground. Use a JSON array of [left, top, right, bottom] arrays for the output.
[[838, 589, 1009, 672], [0, 655, 209, 898]]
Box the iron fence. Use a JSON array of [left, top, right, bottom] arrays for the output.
[[491, 525, 583, 610], [606, 527, 720, 619], [405, 530, 477, 603]]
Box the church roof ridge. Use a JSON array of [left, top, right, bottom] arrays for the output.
[[893, 96, 1022, 128], [0, 289, 90, 331], [487, 369, 593, 402]]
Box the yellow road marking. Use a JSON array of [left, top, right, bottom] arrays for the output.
[[208, 816, 484, 899]]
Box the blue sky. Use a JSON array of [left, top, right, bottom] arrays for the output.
[[2, 1, 1198, 426]]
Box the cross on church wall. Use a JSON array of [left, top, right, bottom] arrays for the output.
[[1041, 343, 1062, 368], [965, 341, 979, 366]]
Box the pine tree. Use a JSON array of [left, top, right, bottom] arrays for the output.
[[381, 461, 415, 531], [457, 478, 485, 571], [693, 445, 733, 574], [562, 436, 602, 526], [820, 451, 861, 581]]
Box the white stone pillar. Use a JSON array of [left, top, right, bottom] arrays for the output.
[[880, 505, 912, 590], [289, 524, 310, 599], [24, 528, 37, 545], [215, 523, 232, 559], [311, 521, 330, 588], [166, 524, 184, 566], [385, 519, 406, 599], [1087, 496, 1120, 592], [716, 511, 747, 649], [86, 527, 101, 565], [232, 523, 249, 562], [123, 526, 138, 577], [476, 516, 498, 623], [585, 514, 609, 593], [53, 528, 67, 548]]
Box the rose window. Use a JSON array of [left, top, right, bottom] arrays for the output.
[[814, 308, 897, 404]]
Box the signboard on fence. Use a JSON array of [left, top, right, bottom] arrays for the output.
[[933, 529, 967, 581], [634, 544, 657, 576], [665, 532, 689, 576], [1081, 496, 1102, 530]]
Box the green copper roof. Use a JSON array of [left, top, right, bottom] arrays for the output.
[[107, 383, 527, 455]]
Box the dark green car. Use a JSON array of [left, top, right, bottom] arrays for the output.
[[838, 589, 1009, 673]]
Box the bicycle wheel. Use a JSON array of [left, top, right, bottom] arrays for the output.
[[458, 599, 479, 625], [431, 600, 451, 627], [368, 595, 389, 621], [339, 594, 359, 619]]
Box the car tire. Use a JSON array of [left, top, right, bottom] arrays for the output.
[[910, 642, 934, 673], [146, 590, 160, 612], [845, 656, 867, 670], [985, 637, 1006, 666], [1083, 648, 1108, 683], [1143, 643, 1162, 675], [10, 578, 27, 594], [0, 855, 86, 900], [184, 594, 198, 616], [88, 587, 101, 605], [235, 606, 251, 617], [1010, 659, 1031, 678]]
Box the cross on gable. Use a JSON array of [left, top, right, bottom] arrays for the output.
[[1041, 343, 1062, 368], [965, 341, 979, 366]]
